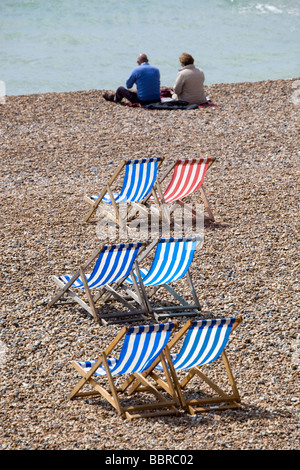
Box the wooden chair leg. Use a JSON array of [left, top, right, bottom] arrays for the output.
[[80, 266, 98, 322], [221, 350, 241, 402], [199, 185, 214, 221]]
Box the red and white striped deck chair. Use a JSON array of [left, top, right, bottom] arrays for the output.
[[133, 157, 215, 222]]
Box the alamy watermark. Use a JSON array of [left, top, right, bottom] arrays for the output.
[[0, 81, 6, 104], [95, 203, 205, 246]]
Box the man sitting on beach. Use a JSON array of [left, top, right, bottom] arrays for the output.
[[103, 53, 161, 106]]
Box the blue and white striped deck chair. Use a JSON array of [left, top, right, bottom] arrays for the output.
[[83, 157, 163, 225], [48, 242, 146, 325], [124, 237, 202, 320], [153, 317, 243, 414], [68, 322, 180, 419]]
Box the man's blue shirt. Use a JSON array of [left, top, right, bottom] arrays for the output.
[[126, 62, 160, 102]]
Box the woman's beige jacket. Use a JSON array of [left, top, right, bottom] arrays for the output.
[[172, 64, 207, 105]]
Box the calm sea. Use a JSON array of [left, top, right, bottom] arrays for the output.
[[0, 0, 299, 96]]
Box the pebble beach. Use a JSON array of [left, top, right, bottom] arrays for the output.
[[0, 78, 299, 450]]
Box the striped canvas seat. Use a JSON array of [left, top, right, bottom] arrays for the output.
[[77, 323, 175, 377], [161, 158, 213, 203], [60, 243, 142, 289], [83, 157, 162, 224], [153, 317, 243, 414], [48, 242, 146, 325], [92, 158, 161, 204], [145, 157, 216, 222], [124, 237, 202, 320], [156, 318, 236, 371], [126, 237, 199, 286], [68, 322, 180, 419]]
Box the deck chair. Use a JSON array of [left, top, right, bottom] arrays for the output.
[[132, 157, 215, 222], [151, 316, 243, 414], [48, 242, 147, 325], [67, 322, 180, 420], [83, 157, 163, 226], [124, 237, 202, 320]]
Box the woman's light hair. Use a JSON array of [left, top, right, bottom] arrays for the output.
[[179, 53, 194, 66]]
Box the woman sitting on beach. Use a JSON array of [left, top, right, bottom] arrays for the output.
[[172, 53, 208, 105]]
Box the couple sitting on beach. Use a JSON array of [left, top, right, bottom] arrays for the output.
[[103, 52, 209, 108]]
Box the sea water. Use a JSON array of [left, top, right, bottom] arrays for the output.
[[0, 0, 299, 96]]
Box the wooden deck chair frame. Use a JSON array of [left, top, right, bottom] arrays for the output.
[[132, 157, 216, 223], [67, 322, 180, 420], [124, 237, 202, 321], [150, 316, 243, 414], [83, 157, 164, 226], [48, 242, 148, 325]]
